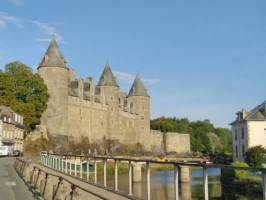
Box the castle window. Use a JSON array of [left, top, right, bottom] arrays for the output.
[[235, 146, 238, 158], [241, 128, 244, 139], [235, 130, 237, 140], [130, 102, 134, 113], [242, 145, 245, 157]]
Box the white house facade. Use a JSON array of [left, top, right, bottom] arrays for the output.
[[230, 101, 266, 162]]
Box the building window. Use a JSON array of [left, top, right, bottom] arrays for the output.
[[242, 128, 244, 139], [235, 146, 238, 158], [242, 145, 245, 157], [235, 130, 237, 140]]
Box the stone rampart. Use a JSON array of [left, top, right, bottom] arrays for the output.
[[164, 132, 190, 154]]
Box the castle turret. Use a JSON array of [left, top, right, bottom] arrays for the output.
[[38, 37, 69, 135], [127, 74, 150, 143], [97, 63, 120, 140]]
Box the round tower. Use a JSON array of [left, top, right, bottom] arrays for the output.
[[37, 38, 69, 135], [97, 63, 120, 140], [127, 74, 150, 143]]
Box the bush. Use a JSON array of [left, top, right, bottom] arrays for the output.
[[245, 145, 266, 167], [222, 161, 249, 182], [231, 161, 249, 179]]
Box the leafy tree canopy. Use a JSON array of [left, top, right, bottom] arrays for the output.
[[245, 145, 266, 167], [0, 61, 49, 131], [151, 116, 232, 153]]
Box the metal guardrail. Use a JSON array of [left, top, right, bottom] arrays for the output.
[[16, 158, 110, 200], [42, 153, 266, 200]]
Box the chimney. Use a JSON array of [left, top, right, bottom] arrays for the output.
[[242, 109, 246, 119]]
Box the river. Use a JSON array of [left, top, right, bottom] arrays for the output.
[[96, 168, 262, 200]]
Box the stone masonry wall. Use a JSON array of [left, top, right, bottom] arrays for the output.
[[164, 132, 190, 154]]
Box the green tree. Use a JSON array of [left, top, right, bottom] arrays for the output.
[[151, 117, 175, 132], [0, 61, 49, 131], [207, 132, 223, 153], [245, 145, 266, 167], [214, 128, 232, 153]]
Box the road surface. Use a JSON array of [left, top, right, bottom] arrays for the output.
[[0, 157, 34, 200]]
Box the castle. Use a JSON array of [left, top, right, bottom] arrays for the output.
[[37, 37, 190, 154]]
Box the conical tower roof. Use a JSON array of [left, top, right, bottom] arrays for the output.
[[97, 63, 118, 86], [38, 37, 66, 68], [128, 74, 149, 97]]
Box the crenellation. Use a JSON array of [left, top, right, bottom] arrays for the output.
[[37, 38, 190, 154]]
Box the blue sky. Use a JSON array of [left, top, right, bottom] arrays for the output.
[[1, 0, 266, 128]]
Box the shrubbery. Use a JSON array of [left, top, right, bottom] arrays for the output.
[[245, 145, 266, 167]]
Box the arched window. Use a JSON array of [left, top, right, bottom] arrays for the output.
[[235, 130, 237, 140], [241, 128, 244, 139]]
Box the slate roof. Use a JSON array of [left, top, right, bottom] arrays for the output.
[[97, 63, 118, 87], [230, 101, 266, 125], [127, 74, 149, 97], [38, 38, 66, 68]]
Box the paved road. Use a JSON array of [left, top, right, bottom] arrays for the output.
[[0, 157, 34, 200]]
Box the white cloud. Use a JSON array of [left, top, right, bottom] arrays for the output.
[[251, 43, 266, 56], [0, 19, 5, 28], [113, 71, 135, 84], [142, 78, 159, 85], [113, 71, 159, 85], [0, 12, 24, 28], [4, 0, 25, 7], [33, 20, 64, 42]]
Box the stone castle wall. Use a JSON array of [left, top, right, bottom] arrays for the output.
[[164, 132, 190, 154], [36, 38, 191, 154]]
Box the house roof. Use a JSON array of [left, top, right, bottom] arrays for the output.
[[230, 101, 266, 125]]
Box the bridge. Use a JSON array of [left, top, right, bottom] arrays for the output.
[[14, 154, 266, 200]]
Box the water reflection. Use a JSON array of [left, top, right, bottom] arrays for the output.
[[96, 168, 261, 200]]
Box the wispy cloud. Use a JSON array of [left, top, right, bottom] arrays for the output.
[[113, 71, 135, 84], [113, 71, 159, 85], [0, 12, 24, 28], [0, 19, 5, 28], [142, 78, 159, 85], [4, 0, 25, 7], [33, 20, 64, 42], [251, 43, 266, 56]]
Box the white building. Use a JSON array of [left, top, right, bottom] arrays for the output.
[[230, 101, 266, 162], [0, 105, 24, 151]]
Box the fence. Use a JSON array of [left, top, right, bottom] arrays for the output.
[[41, 154, 266, 200], [14, 158, 110, 200]]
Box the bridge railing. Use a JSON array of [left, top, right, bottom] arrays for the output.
[[15, 158, 110, 200], [42, 154, 266, 200]]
